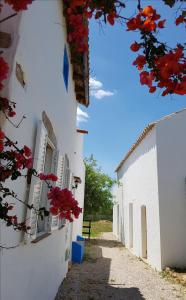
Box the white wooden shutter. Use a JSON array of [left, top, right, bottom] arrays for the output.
[[65, 168, 70, 189], [51, 152, 64, 230], [27, 121, 48, 239], [63, 154, 70, 189], [58, 154, 71, 228], [69, 172, 73, 192]]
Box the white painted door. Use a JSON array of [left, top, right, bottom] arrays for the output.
[[129, 203, 133, 248], [141, 205, 147, 258]]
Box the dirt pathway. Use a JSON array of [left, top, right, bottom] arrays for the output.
[[55, 233, 186, 300]]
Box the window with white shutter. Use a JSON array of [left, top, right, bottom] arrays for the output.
[[58, 153, 71, 229], [37, 141, 55, 234], [51, 152, 64, 230], [69, 172, 73, 192], [63, 154, 70, 189], [27, 119, 61, 240], [27, 121, 48, 239]]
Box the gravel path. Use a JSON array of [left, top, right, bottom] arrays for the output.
[[55, 232, 186, 300]]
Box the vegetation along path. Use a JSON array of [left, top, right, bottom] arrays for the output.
[[55, 233, 186, 300]]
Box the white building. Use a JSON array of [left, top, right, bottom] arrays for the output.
[[113, 109, 186, 271], [0, 1, 89, 300]]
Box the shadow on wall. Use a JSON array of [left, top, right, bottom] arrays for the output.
[[55, 239, 145, 300]]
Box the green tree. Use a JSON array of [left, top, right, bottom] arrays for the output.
[[84, 156, 116, 218]]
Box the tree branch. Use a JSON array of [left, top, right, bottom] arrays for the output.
[[0, 13, 18, 24]]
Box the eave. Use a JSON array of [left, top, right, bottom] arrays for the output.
[[62, 2, 89, 107]]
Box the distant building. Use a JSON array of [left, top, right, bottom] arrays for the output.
[[0, 1, 89, 300], [113, 109, 186, 270]]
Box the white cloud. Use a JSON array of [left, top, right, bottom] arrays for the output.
[[77, 107, 89, 125], [89, 77, 103, 90], [91, 89, 114, 100], [89, 77, 114, 100]]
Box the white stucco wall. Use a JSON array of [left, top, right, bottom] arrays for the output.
[[116, 129, 162, 270], [0, 1, 85, 300], [156, 111, 186, 269], [72, 132, 86, 242]]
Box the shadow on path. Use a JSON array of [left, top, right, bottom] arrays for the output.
[[55, 236, 146, 300]]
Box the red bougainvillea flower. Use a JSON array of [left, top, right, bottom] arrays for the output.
[[0, 57, 9, 91], [48, 187, 82, 222], [149, 86, 156, 93], [158, 20, 166, 28], [175, 15, 185, 26], [143, 18, 156, 31], [0, 130, 5, 140], [8, 111, 16, 117], [25, 157, 33, 169], [70, 0, 85, 9], [39, 173, 58, 182], [23, 145, 32, 157], [107, 12, 117, 25], [142, 5, 155, 17], [130, 42, 141, 52], [50, 206, 59, 216], [0, 97, 16, 117], [127, 5, 163, 33], [127, 15, 141, 31], [5, 0, 33, 11], [0, 142, 4, 153], [151, 47, 186, 96], [140, 71, 154, 87], [133, 55, 146, 70], [0, 130, 5, 153]]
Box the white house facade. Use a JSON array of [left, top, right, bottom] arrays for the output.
[[0, 1, 89, 300], [113, 109, 186, 271]]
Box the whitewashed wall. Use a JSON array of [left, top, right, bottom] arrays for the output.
[[116, 129, 162, 270], [72, 132, 86, 242], [0, 1, 83, 300], [157, 111, 186, 269]]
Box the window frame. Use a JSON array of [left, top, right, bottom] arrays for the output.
[[36, 136, 56, 237]]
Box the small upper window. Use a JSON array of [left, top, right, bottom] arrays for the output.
[[16, 62, 26, 88], [63, 45, 69, 91]]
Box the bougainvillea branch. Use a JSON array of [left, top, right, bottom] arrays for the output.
[[64, 0, 186, 96], [0, 12, 17, 24]]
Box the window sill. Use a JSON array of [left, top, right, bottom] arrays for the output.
[[31, 232, 51, 244]]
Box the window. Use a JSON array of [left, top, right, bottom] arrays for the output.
[[63, 154, 70, 189], [58, 154, 71, 229], [27, 121, 59, 239], [63, 45, 69, 91], [37, 141, 54, 234], [27, 120, 72, 239], [51, 152, 64, 230]]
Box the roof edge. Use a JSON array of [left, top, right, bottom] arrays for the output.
[[115, 123, 155, 172], [62, 1, 89, 107], [115, 108, 186, 173]]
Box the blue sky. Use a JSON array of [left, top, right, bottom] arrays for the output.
[[77, 1, 186, 178]]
